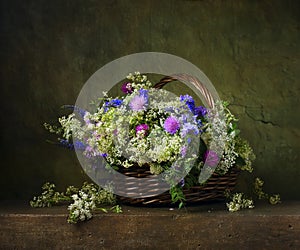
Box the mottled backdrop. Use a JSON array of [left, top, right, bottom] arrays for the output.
[[1, 0, 299, 200]]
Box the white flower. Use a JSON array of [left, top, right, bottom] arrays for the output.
[[79, 214, 85, 221], [72, 194, 78, 200], [73, 210, 79, 217]]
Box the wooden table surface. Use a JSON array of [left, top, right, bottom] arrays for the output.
[[0, 200, 299, 249]]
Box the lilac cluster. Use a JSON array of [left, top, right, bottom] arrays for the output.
[[180, 122, 199, 137], [85, 146, 101, 158]]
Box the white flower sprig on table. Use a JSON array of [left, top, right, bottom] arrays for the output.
[[30, 182, 122, 224], [68, 191, 96, 223], [226, 192, 254, 212]]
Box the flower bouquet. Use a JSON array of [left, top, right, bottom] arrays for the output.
[[44, 72, 257, 208]]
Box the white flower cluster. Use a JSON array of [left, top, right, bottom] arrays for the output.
[[30, 182, 121, 224], [226, 192, 254, 212], [127, 71, 152, 90], [67, 191, 96, 223], [30, 182, 62, 208], [202, 101, 241, 174], [204, 103, 227, 152], [59, 114, 84, 140], [217, 141, 238, 174]]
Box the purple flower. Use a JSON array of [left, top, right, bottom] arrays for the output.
[[136, 124, 149, 136], [203, 150, 219, 167], [164, 116, 180, 134], [84, 113, 91, 125], [85, 146, 100, 158], [129, 95, 148, 111], [194, 106, 207, 117], [121, 82, 133, 94], [180, 146, 187, 157]]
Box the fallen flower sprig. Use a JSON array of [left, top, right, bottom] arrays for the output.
[[225, 177, 281, 212], [30, 182, 122, 224]]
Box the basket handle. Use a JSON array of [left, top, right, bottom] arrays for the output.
[[153, 73, 215, 109]]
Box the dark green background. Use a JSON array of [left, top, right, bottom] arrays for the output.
[[1, 0, 299, 200]]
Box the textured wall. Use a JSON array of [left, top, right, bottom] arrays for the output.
[[0, 0, 299, 199]]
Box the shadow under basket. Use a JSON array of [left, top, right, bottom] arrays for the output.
[[117, 167, 240, 206]]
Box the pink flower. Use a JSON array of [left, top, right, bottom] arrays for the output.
[[121, 82, 133, 94], [136, 124, 149, 137]]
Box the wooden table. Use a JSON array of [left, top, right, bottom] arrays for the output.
[[0, 201, 299, 249]]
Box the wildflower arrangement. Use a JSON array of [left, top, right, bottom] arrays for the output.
[[31, 72, 280, 223]]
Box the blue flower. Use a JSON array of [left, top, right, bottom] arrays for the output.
[[104, 99, 123, 112], [59, 139, 86, 151], [73, 140, 86, 150], [139, 89, 149, 99], [58, 139, 74, 150], [194, 106, 207, 117], [110, 99, 123, 107], [180, 95, 195, 113]]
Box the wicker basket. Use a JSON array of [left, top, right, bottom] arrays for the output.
[[118, 74, 239, 206]]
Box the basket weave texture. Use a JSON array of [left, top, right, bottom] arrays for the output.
[[118, 75, 239, 206]]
